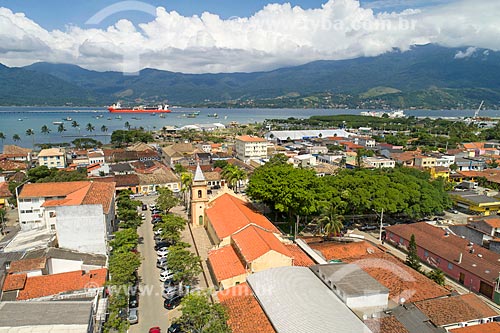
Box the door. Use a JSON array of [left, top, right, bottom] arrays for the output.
[[459, 272, 465, 284], [479, 281, 494, 298]]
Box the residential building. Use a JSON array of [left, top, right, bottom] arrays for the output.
[[37, 148, 66, 168], [386, 222, 500, 302], [449, 191, 500, 216], [455, 157, 486, 172], [161, 143, 198, 168], [364, 156, 395, 169], [235, 135, 268, 163], [414, 155, 437, 168], [435, 155, 455, 167], [17, 181, 115, 254], [0, 301, 97, 333], [0, 181, 12, 207], [87, 149, 105, 165], [1, 145, 32, 162], [293, 154, 317, 167], [306, 146, 328, 155], [136, 164, 181, 194]]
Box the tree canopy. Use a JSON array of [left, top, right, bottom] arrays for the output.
[[175, 292, 230, 333], [27, 165, 87, 183], [166, 244, 202, 284], [110, 129, 153, 146], [156, 187, 179, 213]]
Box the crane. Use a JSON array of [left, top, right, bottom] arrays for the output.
[[473, 100, 484, 120]]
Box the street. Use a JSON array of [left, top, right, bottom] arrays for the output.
[[129, 195, 176, 333]]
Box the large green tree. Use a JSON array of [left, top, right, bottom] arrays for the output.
[[109, 228, 139, 253], [108, 251, 141, 287], [175, 292, 230, 333], [156, 187, 179, 214], [166, 244, 202, 284], [154, 214, 186, 245]]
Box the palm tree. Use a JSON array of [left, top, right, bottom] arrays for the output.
[[314, 204, 344, 237], [180, 172, 193, 207], [0, 132, 5, 144], [101, 125, 108, 133], [86, 123, 95, 133], [71, 121, 79, 129], [25, 128, 35, 147], [12, 134, 21, 143], [57, 123, 66, 135], [221, 164, 247, 193], [41, 125, 50, 135], [124, 121, 131, 130]]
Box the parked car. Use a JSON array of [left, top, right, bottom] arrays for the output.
[[140, 213, 146, 220], [147, 191, 158, 196], [168, 323, 183, 333], [129, 294, 138, 308], [162, 285, 179, 299], [433, 217, 445, 221], [151, 210, 162, 215], [142, 204, 148, 211], [152, 214, 162, 219], [154, 228, 163, 236], [149, 327, 161, 333], [155, 242, 171, 251], [157, 257, 168, 268], [449, 209, 459, 214], [164, 294, 183, 309], [160, 270, 175, 282], [128, 307, 138, 325], [149, 204, 156, 209], [157, 247, 169, 256]]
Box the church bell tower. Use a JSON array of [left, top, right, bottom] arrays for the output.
[[191, 164, 208, 227]]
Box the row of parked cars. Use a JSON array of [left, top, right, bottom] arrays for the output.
[[150, 205, 185, 312]]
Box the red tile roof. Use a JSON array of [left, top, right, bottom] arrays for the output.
[[364, 316, 410, 333], [8, 257, 46, 273], [0, 160, 27, 171], [232, 225, 292, 263], [208, 246, 246, 282], [309, 240, 381, 261], [218, 283, 276, 333], [2, 145, 32, 155], [344, 253, 450, 303], [236, 135, 267, 143], [285, 244, 315, 267], [386, 222, 500, 284], [415, 294, 498, 327], [16, 268, 107, 300], [450, 322, 500, 333], [82, 181, 115, 213], [480, 217, 500, 229], [206, 193, 279, 240], [0, 181, 12, 198], [19, 181, 90, 198], [2, 273, 27, 291]]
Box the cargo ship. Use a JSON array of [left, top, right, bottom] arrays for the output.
[[108, 102, 171, 113]]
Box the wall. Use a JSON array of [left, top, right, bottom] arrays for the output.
[[48, 258, 82, 274], [55, 205, 107, 255], [345, 293, 389, 313], [249, 250, 292, 273], [18, 197, 45, 230], [220, 273, 248, 290]]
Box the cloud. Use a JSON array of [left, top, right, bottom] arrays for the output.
[[454, 47, 477, 59], [0, 0, 499, 73]]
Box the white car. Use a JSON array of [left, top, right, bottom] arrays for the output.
[[160, 270, 175, 282], [154, 228, 163, 236], [156, 247, 169, 257]]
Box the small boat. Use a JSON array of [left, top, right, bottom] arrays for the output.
[[18, 118, 23, 121], [115, 115, 122, 119], [107, 117, 112, 120], [186, 113, 198, 118], [63, 117, 72, 121], [159, 114, 165, 118], [207, 113, 218, 117], [52, 121, 63, 125]]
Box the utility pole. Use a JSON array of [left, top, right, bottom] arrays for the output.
[[379, 208, 384, 241]]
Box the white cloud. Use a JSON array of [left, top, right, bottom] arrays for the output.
[[0, 0, 499, 73], [454, 47, 477, 59]]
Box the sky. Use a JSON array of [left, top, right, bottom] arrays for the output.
[[0, 0, 497, 73]]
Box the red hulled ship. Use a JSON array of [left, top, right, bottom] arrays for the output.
[[108, 102, 171, 113]]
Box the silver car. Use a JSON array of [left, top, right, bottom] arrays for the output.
[[128, 308, 138, 325]]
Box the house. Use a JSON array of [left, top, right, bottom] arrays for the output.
[[87, 149, 105, 165], [0, 301, 97, 333], [0, 181, 12, 207], [218, 283, 276, 333], [450, 322, 500, 333], [0, 159, 27, 173], [136, 165, 180, 194], [386, 222, 500, 302], [1, 145, 32, 162], [449, 191, 500, 216], [414, 155, 437, 168], [429, 166, 450, 180], [364, 156, 395, 169], [37, 148, 66, 168], [235, 135, 268, 163], [293, 154, 317, 167], [7, 257, 47, 277], [161, 143, 198, 168], [2, 268, 106, 301], [454, 157, 487, 172], [17, 181, 115, 255], [110, 162, 134, 175], [306, 146, 329, 155]]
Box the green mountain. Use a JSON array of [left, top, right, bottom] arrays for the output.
[[0, 44, 498, 107]]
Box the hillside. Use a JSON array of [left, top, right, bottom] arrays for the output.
[[0, 44, 498, 108]]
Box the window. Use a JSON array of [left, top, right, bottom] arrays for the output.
[[448, 263, 453, 270], [50, 224, 56, 230], [49, 211, 56, 218], [198, 190, 202, 198], [424, 250, 429, 257], [399, 238, 404, 244]]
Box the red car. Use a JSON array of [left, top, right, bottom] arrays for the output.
[[149, 327, 161, 333]]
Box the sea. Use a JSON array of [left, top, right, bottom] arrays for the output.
[[1, 106, 499, 150]]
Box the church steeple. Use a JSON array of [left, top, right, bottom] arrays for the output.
[[191, 164, 208, 227]]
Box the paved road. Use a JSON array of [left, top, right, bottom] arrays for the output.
[[129, 195, 172, 333]]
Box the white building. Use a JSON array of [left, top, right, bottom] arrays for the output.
[[88, 150, 105, 165], [293, 154, 317, 167], [17, 181, 115, 255], [306, 146, 329, 155], [265, 129, 350, 142], [37, 148, 66, 168], [235, 135, 268, 163], [364, 156, 396, 169], [435, 155, 456, 168]]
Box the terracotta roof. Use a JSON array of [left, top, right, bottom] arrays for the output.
[[0, 160, 27, 171], [137, 166, 179, 185], [203, 171, 221, 181], [232, 225, 292, 263], [208, 245, 246, 282], [2, 273, 27, 292], [0, 181, 12, 197], [87, 151, 104, 158], [309, 240, 381, 261], [450, 322, 500, 333], [344, 253, 450, 303], [206, 193, 279, 240], [2, 145, 31, 155], [19, 181, 90, 198], [16, 268, 107, 300], [364, 316, 410, 333], [480, 217, 500, 229], [8, 257, 47, 273], [218, 283, 276, 333], [38, 148, 64, 157], [415, 294, 498, 326], [82, 181, 115, 214], [463, 142, 485, 150], [285, 244, 315, 267], [386, 222, 500, 284], [236, 135, 267, 143]]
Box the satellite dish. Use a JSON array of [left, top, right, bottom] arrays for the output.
[[400, 297, 406, 304]]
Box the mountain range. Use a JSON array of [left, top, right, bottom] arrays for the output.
[[1, 44, 499, 108]]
